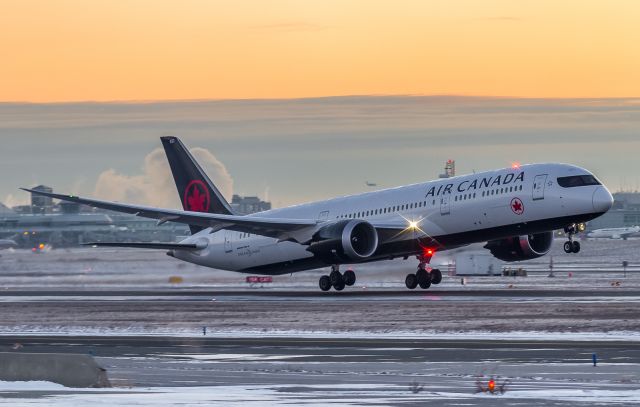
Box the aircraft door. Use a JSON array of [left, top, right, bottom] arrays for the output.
[[440, 195, 450, 215], [224, 230, 233, 253], [532, 174, 548, 201], [317, 210, 329, 222]]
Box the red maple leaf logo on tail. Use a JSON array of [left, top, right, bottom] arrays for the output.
[[183, 180, 210, 212]]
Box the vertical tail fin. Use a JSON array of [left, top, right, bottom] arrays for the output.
[[160, 136, 234, 234]]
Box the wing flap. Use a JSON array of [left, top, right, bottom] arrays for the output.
[[84, 242, 203, 250]]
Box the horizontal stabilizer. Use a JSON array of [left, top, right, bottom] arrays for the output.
[[84, 242, 205, 250]]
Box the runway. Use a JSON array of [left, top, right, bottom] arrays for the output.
[[2, 288, 640, 299]]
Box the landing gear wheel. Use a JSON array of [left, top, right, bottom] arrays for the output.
[[419, 279, 431, 289], [563, 241, 573, 253], [430, 268, 442, 285], [329, 270, 343, 286], [572, 241, 581, 253], [416, 269, 431, 289], [333, 280, 345, 291], [319, 275, 332, 291], [343, 270, 356, 286], [405, 273, 418, 289]]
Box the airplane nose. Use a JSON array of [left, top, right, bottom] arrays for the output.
[[592, 186, 613, 213]]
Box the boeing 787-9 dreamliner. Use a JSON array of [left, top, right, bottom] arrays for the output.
[[24, 137, 613, 291]]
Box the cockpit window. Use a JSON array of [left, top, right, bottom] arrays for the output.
[[557, 175, 601, 188]]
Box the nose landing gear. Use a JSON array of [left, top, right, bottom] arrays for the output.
[[405, 254, 442, 290], [563, 240, 580, 254], [563, 224, 583, 254], [319, 265, 356, 291]]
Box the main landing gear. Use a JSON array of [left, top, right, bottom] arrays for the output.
[[563, 223, 582, 254], [319, 265, 356, 292], [405, 255, 442, 290]]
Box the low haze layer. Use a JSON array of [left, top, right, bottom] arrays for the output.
[[1, 96, 639, 208]]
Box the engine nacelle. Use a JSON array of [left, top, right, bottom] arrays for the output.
[[307, 219, 379, 262], [484, 231, 554, 262]]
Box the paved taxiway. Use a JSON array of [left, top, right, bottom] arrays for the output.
[[1, 336, 639, 406]]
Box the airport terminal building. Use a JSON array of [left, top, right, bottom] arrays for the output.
[[586, 192, 640, 230], [0, 187, 270, 249]]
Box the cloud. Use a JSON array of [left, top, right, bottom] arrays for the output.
[[93, 147, 233, 208], [191, 147, 234, 201]]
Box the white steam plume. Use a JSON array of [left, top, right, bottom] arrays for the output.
[[93, 147, 233, 208]]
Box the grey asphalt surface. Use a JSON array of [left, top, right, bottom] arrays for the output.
[[1, 336, 639, 406], [2, 288, 640, 298]]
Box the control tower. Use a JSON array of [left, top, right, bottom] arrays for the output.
[[439, 160, 455, 179]]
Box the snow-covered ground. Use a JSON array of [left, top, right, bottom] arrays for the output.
[[2, 380, 640, 406], [1, 239, 640, 289], [1, 241, 639, 406]]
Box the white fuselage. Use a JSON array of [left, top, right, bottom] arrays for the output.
[[174, 163, 612, 274]]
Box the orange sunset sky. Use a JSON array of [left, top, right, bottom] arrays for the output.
[[1, 1, 639, 102]]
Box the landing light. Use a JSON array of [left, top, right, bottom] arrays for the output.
[[408, 221, 419, 230]]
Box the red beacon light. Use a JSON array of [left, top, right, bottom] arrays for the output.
[[488, 378, 496, 392], [423, 247, 435, 257], [511, 162, 521, 169]]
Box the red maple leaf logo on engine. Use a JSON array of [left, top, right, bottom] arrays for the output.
[[510, 197, 524, 215], [183, 180, 210, 212]]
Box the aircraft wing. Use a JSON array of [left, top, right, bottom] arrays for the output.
[[21, 188, 317, 241]]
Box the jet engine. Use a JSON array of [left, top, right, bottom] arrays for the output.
[[484, 231, 554, 262], [307, 219, 379, 262]]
